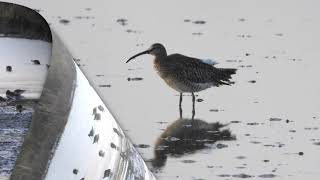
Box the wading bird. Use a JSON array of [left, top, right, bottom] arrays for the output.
[[126, 43, 236, 118]]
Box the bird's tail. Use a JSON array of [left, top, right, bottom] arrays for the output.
[[215, 68, 237, 85]]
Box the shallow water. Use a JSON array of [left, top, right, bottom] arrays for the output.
[[8, 0, 320, 179], [0, 38, 51, 99]]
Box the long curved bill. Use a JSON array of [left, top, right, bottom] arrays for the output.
[[126, 49, 150, 63]]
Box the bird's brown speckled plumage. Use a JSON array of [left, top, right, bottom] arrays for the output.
[[153, 53, 236, 93]]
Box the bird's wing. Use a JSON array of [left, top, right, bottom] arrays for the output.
[[167, 54, 234, 85]]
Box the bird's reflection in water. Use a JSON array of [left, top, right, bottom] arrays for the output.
[[152, 118, 236, 168]]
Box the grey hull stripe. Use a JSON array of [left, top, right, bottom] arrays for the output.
[[10, 32, 77, 180]]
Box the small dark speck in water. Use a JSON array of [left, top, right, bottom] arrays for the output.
[[289, 130, 296, 133], [245, 53, 250, 56], [184, 19, 191, 22], [218, 174, 231, 177], [248, 80, 256, 83], [216, 143, 228, 149], [103, 169, 111, 178], [193, 20, 206, 24], [73, 169, 79, 174], [113, 128, 123, 137], [269, 118, 282, 121], [258, 174, 276, 178], [247, 122, 260, 126], [275, 33, 283, 36], [80, 178, 85, 180], [209, 109, 224, 112], [286, 119, 290, 123], [238, 18, 246, 22], [192, 32, 203, 36], [232, 173, 254, 178], [298, 152, 304, 156], [98, 105, 104, 112], [93, 134, 99, 144], [99, 84, 111, 88], [88, 127, 94, 137], [59, 19, 70, 24], [313, 142, 320, 146], [94, 113, 101, 120], [135, 144, 150, 148], [127, 77, 143, 81], [31, 60, 41, 65], [250, 141, 261, 144], [99, 150, 105, 157], [263, 160, 270, 162], [181, 160, 196, 163], [96, 74, 104, 77], [6, 66, 12, 72], [85, 8, 92, 11], [236, 156, 246, 160], [116, 18, 128, 26], [196, 98, 204, 102], [231, 120, 241, 123], [16, 104, 23, 112], [207, 165, 214, 168], [110, 142, 117, 149], [156, 121, 168, 124]]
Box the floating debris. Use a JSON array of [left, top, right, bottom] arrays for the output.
[[85, 8, 92, 11], [181, 160, 196, 163], [247, 122, 260, 126], [59, 19, 70, 24], [73, 169, 79, 174], [216, 143, 228, 149], [93, 134, 99, 144], [92, 107, 97, 115], [88, 127, 94, 137], [94, 113, 101, 120], [313, 142, 320, 146], [192, 32, 203, 36], [236, 156, 246, 160], [96, 74, 104, 77], [275, 33, 283, 37], [113, 128, 122, 137], [98, 105, 104, 112], [258, 174, 276, 178], [231, 120, 241, 123], [127, 77, 143, 81], [99, 84, 111, 88], [6, 66, 12, 72], [116, 18, 128, 26], [269, 118, 282, 121], [263, 160, 270, 162], [193, 20, 206, 24], [103, 169, 111, 178], [237, 34, 252, 38], [298, 152, 304, 156], [238, 18, 246, 22], [196, 98, 204, 102], [31, 60, 41, 65], [135, 144, 150, 148], [248, 80, 256, 83], [99, 150, 105, 157], [110, 142, 117, 149], [232, 173, 254, 178], [245, 53, 250, 56]]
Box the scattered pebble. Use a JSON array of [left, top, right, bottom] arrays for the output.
[[232, 173, 254, 178], [94, 113, 101, 120], [31, 60, 41, 65], [298, 152, 304, 156], [73, 169, 79, 174], [216, 143, 228, 149], [110, 142, 117, 149], [98, 105, 104, 112], [88, 127, 94, 137], [93, 134, 99, 144]]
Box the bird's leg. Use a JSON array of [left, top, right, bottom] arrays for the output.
[[192, 92, 195, 120], [179, 93, 183, 118]]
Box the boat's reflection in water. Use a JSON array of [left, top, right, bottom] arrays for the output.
[[151, 117, 236, 168]]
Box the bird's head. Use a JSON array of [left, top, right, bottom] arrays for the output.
[[126, 43, 167, 63]]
